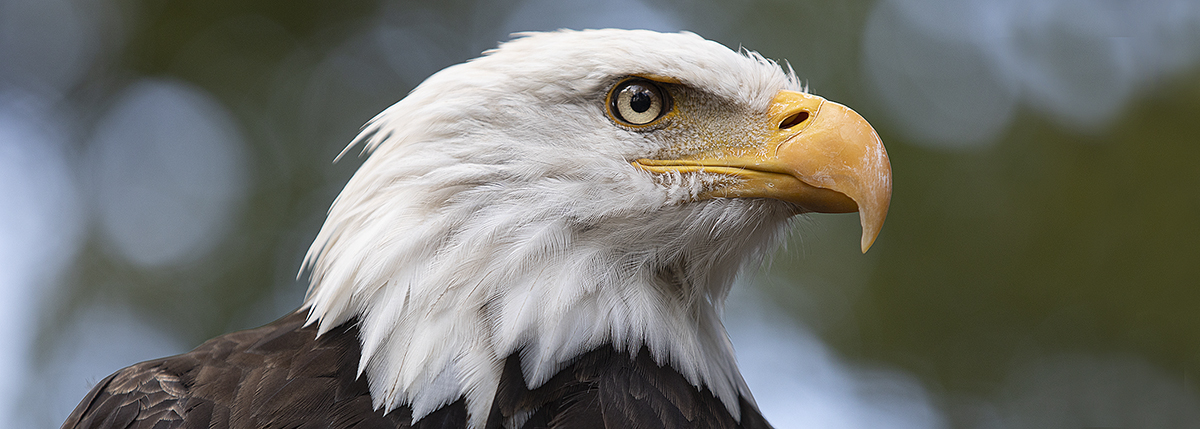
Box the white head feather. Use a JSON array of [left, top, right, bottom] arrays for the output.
[[302, 29, 802, 427]]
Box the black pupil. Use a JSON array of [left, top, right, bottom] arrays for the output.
[[629, 87, 653, 113]]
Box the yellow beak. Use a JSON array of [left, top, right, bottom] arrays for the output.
[[633, 90, 892, 252]]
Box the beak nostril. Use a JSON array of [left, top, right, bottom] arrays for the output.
[[780, 111, 809, 129]]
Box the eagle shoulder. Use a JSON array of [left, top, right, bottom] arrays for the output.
[[59, 361, 189, 429], [60, 311, 467, 429]]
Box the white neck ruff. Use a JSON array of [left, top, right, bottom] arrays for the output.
[[302, 149, 794, 427]]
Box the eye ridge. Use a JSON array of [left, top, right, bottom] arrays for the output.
[[608, 78, 672, 127]]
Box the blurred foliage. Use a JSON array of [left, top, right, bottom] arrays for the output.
[[770, 75, 1200, 396], [52, 0, 384, 344]]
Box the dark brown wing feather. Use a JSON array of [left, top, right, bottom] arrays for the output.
[[63, 311, 770, 429], [61, 311, 466, 429], [491, 347, 773, 429]]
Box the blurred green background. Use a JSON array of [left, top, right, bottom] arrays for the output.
[[2, 0, 1197, 427]]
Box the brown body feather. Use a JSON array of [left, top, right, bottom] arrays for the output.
[[62, 311, 772, 429]]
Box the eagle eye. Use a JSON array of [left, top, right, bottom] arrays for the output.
[[608, 78, 671, 127]]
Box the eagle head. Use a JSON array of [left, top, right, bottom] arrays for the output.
[[302, 29, 891, 426]]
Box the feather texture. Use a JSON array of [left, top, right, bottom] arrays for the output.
[[61, 311, 463, 429]]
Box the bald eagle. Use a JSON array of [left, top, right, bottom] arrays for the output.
[[62, 29, 890, 429]]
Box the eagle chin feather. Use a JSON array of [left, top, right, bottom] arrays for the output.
[[301, 29, 801, 426]]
